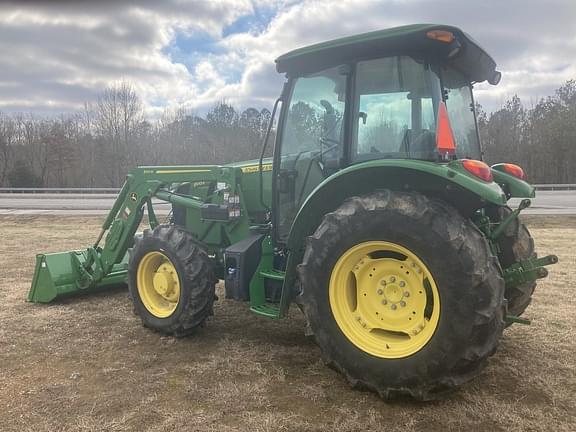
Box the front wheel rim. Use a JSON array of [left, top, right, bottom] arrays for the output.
[[137, 251, 181, 318], [329, 241, 440, 359]]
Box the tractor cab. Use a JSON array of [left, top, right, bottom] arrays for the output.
[[273, 24, 501, 241]]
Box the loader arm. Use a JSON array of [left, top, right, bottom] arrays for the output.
[[28, 165, 244, 303]]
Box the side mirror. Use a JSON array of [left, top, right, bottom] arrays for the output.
[[488, 71, 502, 86]]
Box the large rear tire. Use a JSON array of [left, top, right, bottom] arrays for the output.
[[128, 225, 216, 337], [298, 191, 505, 400], [495, 207, 537, 318]]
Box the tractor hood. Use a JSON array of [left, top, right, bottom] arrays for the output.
[[275, 24, 499, 85]]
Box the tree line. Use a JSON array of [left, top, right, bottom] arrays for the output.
[[0, 82, 272, 188], [478, 80, 576, 184], [0, 80, 574, 188]]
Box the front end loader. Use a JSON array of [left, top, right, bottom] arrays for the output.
[[29, 24, 557, 400]]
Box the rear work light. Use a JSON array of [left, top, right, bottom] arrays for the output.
[[501, 163, 526, 180], [462, 160, 493, 182]]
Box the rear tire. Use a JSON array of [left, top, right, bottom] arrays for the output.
[[495, 207, 537, 318], [298, 191, 505, 400], [128, 225, 216, 337]]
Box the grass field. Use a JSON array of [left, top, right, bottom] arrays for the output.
[[0, 215, 574, 431]]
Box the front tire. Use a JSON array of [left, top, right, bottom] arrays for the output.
[[298, 191, 505, 400], [128, 225, 216, 337]]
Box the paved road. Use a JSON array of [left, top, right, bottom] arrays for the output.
[[0, 193, 171, 215], [508, 190, 576, 215], [0, 190, 575, 215]]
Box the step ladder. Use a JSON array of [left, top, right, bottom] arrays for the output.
[[249, 269, 285, 318]]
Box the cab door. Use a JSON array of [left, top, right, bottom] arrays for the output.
[[273, 66, 349, 243]]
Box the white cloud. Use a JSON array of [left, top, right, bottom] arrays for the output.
[[0, 0, 253, 115], [0, 0, 574, 116]]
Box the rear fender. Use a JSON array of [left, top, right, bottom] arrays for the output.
[[491, 164, 535, 199], [279, 159, 507, 311]]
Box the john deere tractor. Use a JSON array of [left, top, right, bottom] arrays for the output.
[[29, 24, 557, 400]]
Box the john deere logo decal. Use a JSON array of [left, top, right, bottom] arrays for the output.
[[130, 192, 138, 202]]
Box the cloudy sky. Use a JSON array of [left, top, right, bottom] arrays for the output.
[[1, 0, 574, 117]]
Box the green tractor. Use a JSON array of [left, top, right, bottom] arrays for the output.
[[29, 24, 557, 400]]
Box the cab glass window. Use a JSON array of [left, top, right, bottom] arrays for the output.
[[353, 56, 440, 161], [276, 66, 348, 241]]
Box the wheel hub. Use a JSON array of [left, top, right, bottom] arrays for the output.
[[137, 251, 181, 318], [383, 281, 404, 303], [329, 241, 440, 359], [152, 264, 178, 301], [153, 272, 170, 295]]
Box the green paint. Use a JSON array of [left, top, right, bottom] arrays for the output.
[[28, 252, 128, 303], [504, 255, 558, 288], [491, 165, 535, 198], [489, 199, 531, 240], [28, 164, 263, 302], [505, 315, 531, 325], [276, 24, 498, 84], [248, 236, 284, 318]]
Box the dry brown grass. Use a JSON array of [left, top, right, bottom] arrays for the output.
[[0, 215, 574, 431]]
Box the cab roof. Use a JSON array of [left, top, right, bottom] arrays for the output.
[[275, 24, 498, 84]]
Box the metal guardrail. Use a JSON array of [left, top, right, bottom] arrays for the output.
[[0, 187, 121, 193], [532, 184, 576, 190], [0, 185, 575, 193]]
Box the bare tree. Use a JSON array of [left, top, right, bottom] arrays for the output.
[[0, 112, 15, 186], [95, 81, 143, 185]]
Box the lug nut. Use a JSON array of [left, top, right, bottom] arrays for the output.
[[377, 289, 383, 295], [399, 281, 406, 287], [404, 291, 410, 297], [391, 304, 397, 310], [390, 276, 396, 283], [400, 301, 406, 307]]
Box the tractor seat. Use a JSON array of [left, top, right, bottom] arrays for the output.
[[399, 130, 436, 157]]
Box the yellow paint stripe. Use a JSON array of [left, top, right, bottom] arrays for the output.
[[241, 164, 273, 173], [155, 169, 212, 174]]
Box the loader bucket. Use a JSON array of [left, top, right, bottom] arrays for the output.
[[28, 250, 128, 303]]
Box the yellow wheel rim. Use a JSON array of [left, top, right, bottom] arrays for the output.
[[329, 241, 440, 359], [137, 251, 181, 318]]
